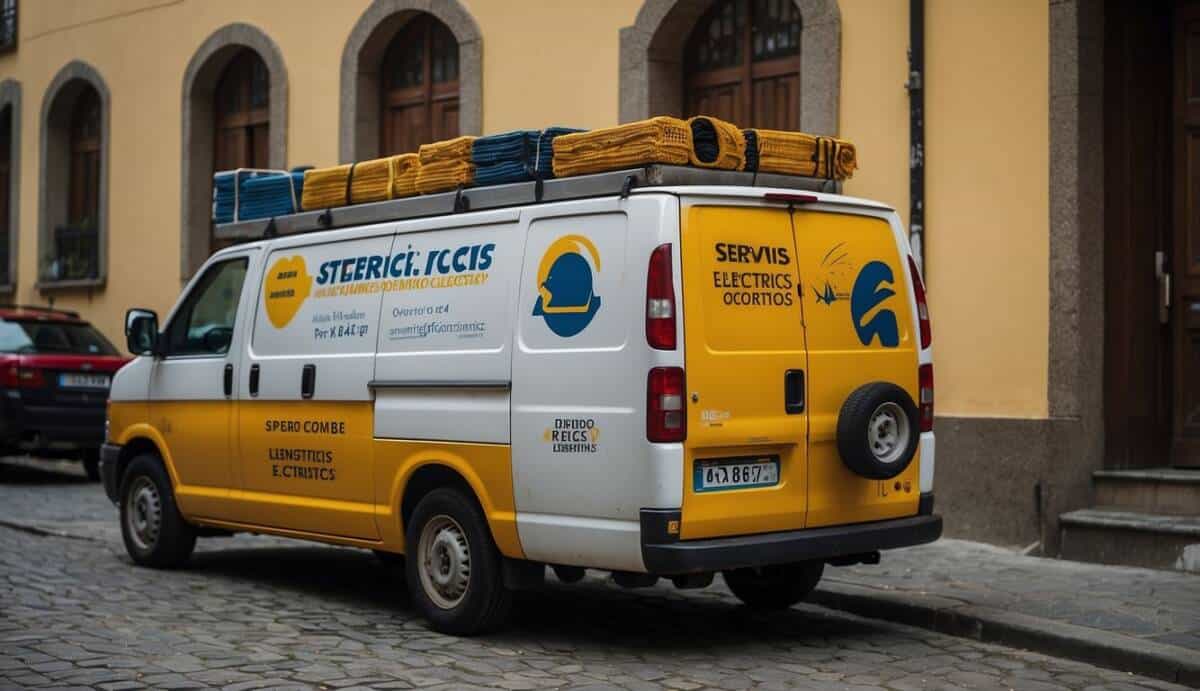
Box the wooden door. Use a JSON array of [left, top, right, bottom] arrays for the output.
[[683, 0, 801, 130], [1103, 0, 1172, 467], [1173, 0, 1200, 466], [379, 14, 459, 156]]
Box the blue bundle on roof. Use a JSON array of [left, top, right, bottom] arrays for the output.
[[471, 127, 585, 186], [237, 170, 305, 221], [212, 168, 309, 223], [212, 172, 238, 224], [535, 127, 584, 178]]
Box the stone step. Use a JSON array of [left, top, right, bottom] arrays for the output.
[[1092, 468, 1200, 515], [1059, 508, 1200, 573]]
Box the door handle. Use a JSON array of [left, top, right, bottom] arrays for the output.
[[301, 364, 316, 399], [784, 369, 805, 414], [1155, 250, 1170, 325], [223, 364, 233, 398], [249, 364, 260, 397]]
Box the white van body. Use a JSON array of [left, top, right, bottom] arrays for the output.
[[104, 169, 940, 633]]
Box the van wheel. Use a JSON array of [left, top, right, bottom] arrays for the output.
[[837, 382, 920, 480], [405, 487, 512, 635], [118, 455, 196, 568], [723, 562, 824, 610]]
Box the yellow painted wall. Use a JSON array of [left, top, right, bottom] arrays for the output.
[[0, 0, 1050, 419], [923, 0, 1049, 417]]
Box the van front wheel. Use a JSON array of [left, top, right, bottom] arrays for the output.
[[722, 561, 824, 610], [118, 455, 196, 568], [405, 487, 512, 635]]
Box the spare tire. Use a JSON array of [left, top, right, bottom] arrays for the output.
[[837, 382, 920, 479]]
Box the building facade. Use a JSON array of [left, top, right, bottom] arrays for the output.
[[0, 0, 1193, 563]]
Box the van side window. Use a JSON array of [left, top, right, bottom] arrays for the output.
[[164, 257, 249, 356]]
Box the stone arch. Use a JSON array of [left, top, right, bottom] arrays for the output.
[[180, 23, 288, 278], [38, 61, 110, 289], [618, 0, 841, 134], [338, 0, 483, 163], [0, 79, 19, 293]]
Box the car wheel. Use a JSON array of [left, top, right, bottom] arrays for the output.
[[82, 449, 101, 482], [837, 382, 920, 480], [723, 561, 825, 610], [119, 454, 196, 568], [405, 487, 512, 635]]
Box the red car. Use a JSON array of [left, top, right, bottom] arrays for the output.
[[0, 305, 129, 480]]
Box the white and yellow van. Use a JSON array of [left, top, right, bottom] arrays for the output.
[[101, 166, 940, 634]]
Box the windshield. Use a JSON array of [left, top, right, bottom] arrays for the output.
[[0, 320, 120, 355]]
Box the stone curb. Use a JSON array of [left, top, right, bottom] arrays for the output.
[[811, 580, 1200, 687], [0, 518, 105, 542]]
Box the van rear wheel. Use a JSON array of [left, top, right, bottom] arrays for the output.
[[118, 454, 196, 568], [405, 487, 512, 635], [722, 561, 824, 610]]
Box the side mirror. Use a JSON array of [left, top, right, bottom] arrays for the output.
[[125, 308, 160, 357]]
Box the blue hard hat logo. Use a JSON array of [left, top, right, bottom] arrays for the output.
[[533, 235, 602, 338]]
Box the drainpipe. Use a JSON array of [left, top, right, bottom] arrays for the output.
[[907, 0, 926, 275]]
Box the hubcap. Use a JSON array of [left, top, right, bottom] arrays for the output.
[[867, 402, 910, 465], [417, 514, 471, 609], [125, 476, 162, 551]]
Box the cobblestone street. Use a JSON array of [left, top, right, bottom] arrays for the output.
[[0, 459, 1194, 690]]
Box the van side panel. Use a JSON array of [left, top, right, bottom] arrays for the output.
[[511, 196, 683, 572], [373, 439, 522, 557], [238, 231, 392, 540], [792, 210, 921, 526], [372, 218, 522, 444], [679, 203, 809, 540]]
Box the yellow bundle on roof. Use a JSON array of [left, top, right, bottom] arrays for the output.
[[416, 160, 475, 195], [301, 164, 352, 210], [419, 136, 475, 165], [687, 116, 746, 171], [748, 129, 857, 180], [552, 116, 692, 178], [300, 154, 422, 211], [349, 154, 421, 203]]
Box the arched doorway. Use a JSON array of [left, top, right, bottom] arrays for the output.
[[213, 49, 270, 172], [379, 14, 460, 155], [683, 0, 801, 129], [618, 0, 839, 135], [338, 0, 482, 163], [180, 24, 287, 278]]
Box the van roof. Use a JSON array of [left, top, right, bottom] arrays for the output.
[[213, 165, 869, 244], [635, 185, 894, 212]]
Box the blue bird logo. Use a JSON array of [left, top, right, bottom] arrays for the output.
[[850, 261, 900, 347], [533, 235, 602, 337]]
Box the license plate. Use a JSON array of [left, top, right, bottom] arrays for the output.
[[59, 373, 110, 389], [694, 456, 780, 492]]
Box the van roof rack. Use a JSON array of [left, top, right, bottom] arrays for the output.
[[0, 303, 82, 319], [213, 164, 840, 242]]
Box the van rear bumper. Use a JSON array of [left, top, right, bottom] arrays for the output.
[[640, 498, 942, 575]]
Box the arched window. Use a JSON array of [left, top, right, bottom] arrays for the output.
[[68, 88, 100, 227], [213, 49, 270, 172], [684, 0, 801, 129], [379, 14, 459, 155]]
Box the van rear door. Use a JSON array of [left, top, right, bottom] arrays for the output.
[[679, 203, 808, 540], [791, 209, 921, 527]]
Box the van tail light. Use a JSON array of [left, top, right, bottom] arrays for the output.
[[2, 363, 45, 389], [646, 243, 676, 350], [918, 363, 934, 432], [907, 255, 931, 349], [647, 367, 686, 442]]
